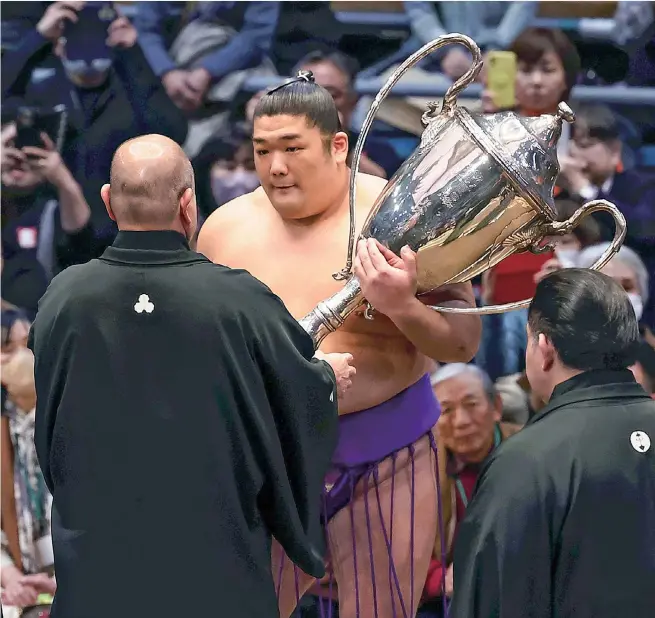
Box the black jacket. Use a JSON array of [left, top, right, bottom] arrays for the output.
[[28, 230, 338, 618], [451, 369, 655, 618]]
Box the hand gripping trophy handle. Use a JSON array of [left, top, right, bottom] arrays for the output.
[[332, 33, 484, 282]]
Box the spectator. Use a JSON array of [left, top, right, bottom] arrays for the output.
[[294, 50, 399, 178], [558, 104, 655, 326], [559, 105, 653, 226], [1, 121, 94, 320], [2, 2, 188, 239], [577, 243, 649, 324], [420, 364, 522, 618], [191, 127, 258, 218], [1, 339, 55, 613], [404, 2, 537, 80], [133, 1, 280, 157], [482, 27, 581, 126]]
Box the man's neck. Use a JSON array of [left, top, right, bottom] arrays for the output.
[[543, 367, 584, 402]]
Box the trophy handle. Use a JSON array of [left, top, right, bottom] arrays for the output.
[[332, 33, 483, 281], [427, 200, 627, 315]]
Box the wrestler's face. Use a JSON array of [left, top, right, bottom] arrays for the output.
[[253, 114, 349, 219], [435, 375, 502, 463]]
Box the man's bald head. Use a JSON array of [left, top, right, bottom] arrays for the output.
[[106, 135, 195, 228]]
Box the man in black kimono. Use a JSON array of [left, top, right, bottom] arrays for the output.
[[450, 268, 655, 618], [28, 134, 355, 618]]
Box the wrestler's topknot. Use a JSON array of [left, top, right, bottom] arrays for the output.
[[254, 70, 342, 137]]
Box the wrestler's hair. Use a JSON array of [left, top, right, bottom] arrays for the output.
[[528, 269, 640, 371], [253, 71, 342, 142], [431, 363, 498, 405]]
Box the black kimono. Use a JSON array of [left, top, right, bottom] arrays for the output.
[[450, 369, 655, 618], [28, 230, 339, 618]]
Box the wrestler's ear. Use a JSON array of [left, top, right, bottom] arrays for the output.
[[101, 184, 115, 221], [332, 131, 349, 164]]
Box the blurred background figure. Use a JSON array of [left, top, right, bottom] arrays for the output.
[[405, 2, 537, 81], [133, 1, 280, 158], [191, 125, 259, 218], [2, 1, 187, 248], [577, 243, 649, 324], [1, 310, 55, 616]]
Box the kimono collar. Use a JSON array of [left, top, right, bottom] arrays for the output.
[[112, 230, 190, 251], [100, 230, 206, 266], [528, 369, 649, 427]]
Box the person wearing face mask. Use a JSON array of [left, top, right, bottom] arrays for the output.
[[191, 131, 259, 217], [2, 2, 188, 248], [576, 243, 650, 324]]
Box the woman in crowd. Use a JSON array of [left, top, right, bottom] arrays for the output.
[[482, 27, 580, 121], [1, 305, 56, 614], [191, 126, 259, 219]]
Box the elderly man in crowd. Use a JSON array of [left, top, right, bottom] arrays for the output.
[[419, 364, 522, 618]]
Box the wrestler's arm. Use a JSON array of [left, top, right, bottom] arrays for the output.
[[389, 283, 481, 363], [359, 177, 481, 362]]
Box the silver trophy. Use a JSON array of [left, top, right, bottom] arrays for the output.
[[299, 34, 626, 347]]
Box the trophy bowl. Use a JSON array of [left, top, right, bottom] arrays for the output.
[[299, 34, 626, 347]]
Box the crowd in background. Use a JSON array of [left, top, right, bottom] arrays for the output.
[[1, 1, 655, 617]]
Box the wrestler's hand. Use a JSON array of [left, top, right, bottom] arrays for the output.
[[354, 238, 417, 317], [314, 350, 356, 399]]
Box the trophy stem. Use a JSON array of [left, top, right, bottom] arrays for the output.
[[298, 276, 364, 348]]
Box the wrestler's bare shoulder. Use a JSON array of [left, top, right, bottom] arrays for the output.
[[199, 189, 268, 235], [354, 172, 388, 204], [197, 188, 271, 261]]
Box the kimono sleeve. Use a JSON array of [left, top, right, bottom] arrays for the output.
[[246, 285, 339, 578], [449, 446, 553, 618], [27, 265, 81, 495]]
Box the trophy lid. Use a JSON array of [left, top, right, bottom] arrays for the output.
[[469, 102, 575, 219]]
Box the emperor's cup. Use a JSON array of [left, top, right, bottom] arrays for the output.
[[299, 34, 626, 347]]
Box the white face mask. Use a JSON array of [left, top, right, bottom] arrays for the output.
[[555, 247, 579, 268], [627, 292, 644, 321]]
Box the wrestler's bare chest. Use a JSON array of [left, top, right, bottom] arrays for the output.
[[213, 217, 430, 414]]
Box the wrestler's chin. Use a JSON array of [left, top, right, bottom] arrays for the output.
[[268, 186, 309, 218]]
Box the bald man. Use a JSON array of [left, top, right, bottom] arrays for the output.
[[28, 134, 355, 618]]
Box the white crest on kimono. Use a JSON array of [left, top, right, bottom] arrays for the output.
[[630, 430, 651, 453], [330, 391, 334, 402], [134, 294, 155, 314]]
